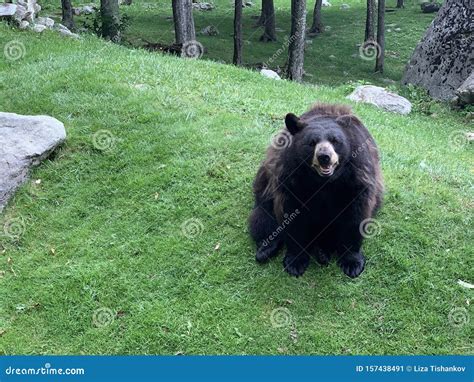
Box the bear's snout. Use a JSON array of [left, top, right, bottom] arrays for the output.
[[313, 141, 339, 177]]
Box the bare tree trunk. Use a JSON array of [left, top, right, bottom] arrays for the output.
[[233, 0, 243, 65], [287, 0, 306, 81], [308, 0, 323, 35], [256, 2, 264, 26], [365, 0, 375, 42], [61, 0, 75, 30], [375, 0, 385, 72], [259, 0, 276, 42], [396, 0, 404, 8], [172, 0, 195, 44], [100, 0, 120, 42]]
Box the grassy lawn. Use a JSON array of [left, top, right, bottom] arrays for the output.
[[0, 0, 472, 355]]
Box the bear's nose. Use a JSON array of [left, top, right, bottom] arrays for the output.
[[317, 154, 331, 166]]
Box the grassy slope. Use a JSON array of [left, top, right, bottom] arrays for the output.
[[0, 16, 472, 355]]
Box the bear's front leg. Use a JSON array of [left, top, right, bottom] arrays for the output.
[[335, 202, 367, 278], [281, 203, 311, 277]]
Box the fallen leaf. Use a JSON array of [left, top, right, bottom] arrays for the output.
[[35, 179, 41, 185], [214, 243, 220, 251]]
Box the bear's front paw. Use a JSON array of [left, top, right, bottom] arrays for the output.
[[313, 248, 331, 267], [283, 253, 309, 277], [338, 252, 366, 278]]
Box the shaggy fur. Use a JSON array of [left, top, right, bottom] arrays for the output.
[[249, 103, 384, 278]]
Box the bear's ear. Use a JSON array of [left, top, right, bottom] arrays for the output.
[[335, 114, 362, 128], [285, 113, 306, 135]]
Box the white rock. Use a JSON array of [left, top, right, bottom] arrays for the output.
[[18, 0, 28, 7], [200, 25, 219, 36], [14, 4, 27, 22], [260, 69, 281, 80], [32, 24, 47, 33], [192, 2, 214, 11], [322, 0, 331, 6], [0, 112, 66, 212], [82, 5, 95, 14], [455, 72, 474, 106], [36, 17, 55, 29], [347, 85, 412, 115], [19, 20, 30, 29], [0, 3, 17, 16], [59, 29, 80, 39]]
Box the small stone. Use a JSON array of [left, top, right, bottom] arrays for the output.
[[19, 20, 30, 29], [340, 3, 350, 9], [260, 69, 281, 80], [59, 29, 80, 39], [36, 16, 55, 29], [32, 24, 47, 33], [200, 25, 219, 36]]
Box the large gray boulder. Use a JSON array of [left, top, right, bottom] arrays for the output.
[[0, 113, 66, 212], [347, 85, 412, 115], [402, 0, 473, 101]]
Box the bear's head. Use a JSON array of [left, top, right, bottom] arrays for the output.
[[284, 113, 351, 178]]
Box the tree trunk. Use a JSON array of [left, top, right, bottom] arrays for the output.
[[233, 0, 243, 65], [402, 0, 473, 101], [287, 0, 306, 81], [172, 0, 195, 44], [374, 0, 385, 73], [396, 0, 404, 8], [259, 0, 276, 42], [256, 2, 264, 26], [100, 0, 120, 42], [61, 0, 75, 30], [309, 0, 322, 35], [365, 0, 375, 42]]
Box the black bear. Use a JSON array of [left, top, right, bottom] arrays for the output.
[[249, 104, 383, 278]]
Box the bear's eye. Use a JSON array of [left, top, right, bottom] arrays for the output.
[[329, 137, 339, 144], [309, 140, 317, 147]]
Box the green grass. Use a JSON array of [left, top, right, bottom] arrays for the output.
[[39, 0, 437, 86], [0, 0, 473, 355]]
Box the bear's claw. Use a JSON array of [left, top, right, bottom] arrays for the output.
[[283, 253, 309, 277], [338, 252, 366, 278]]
